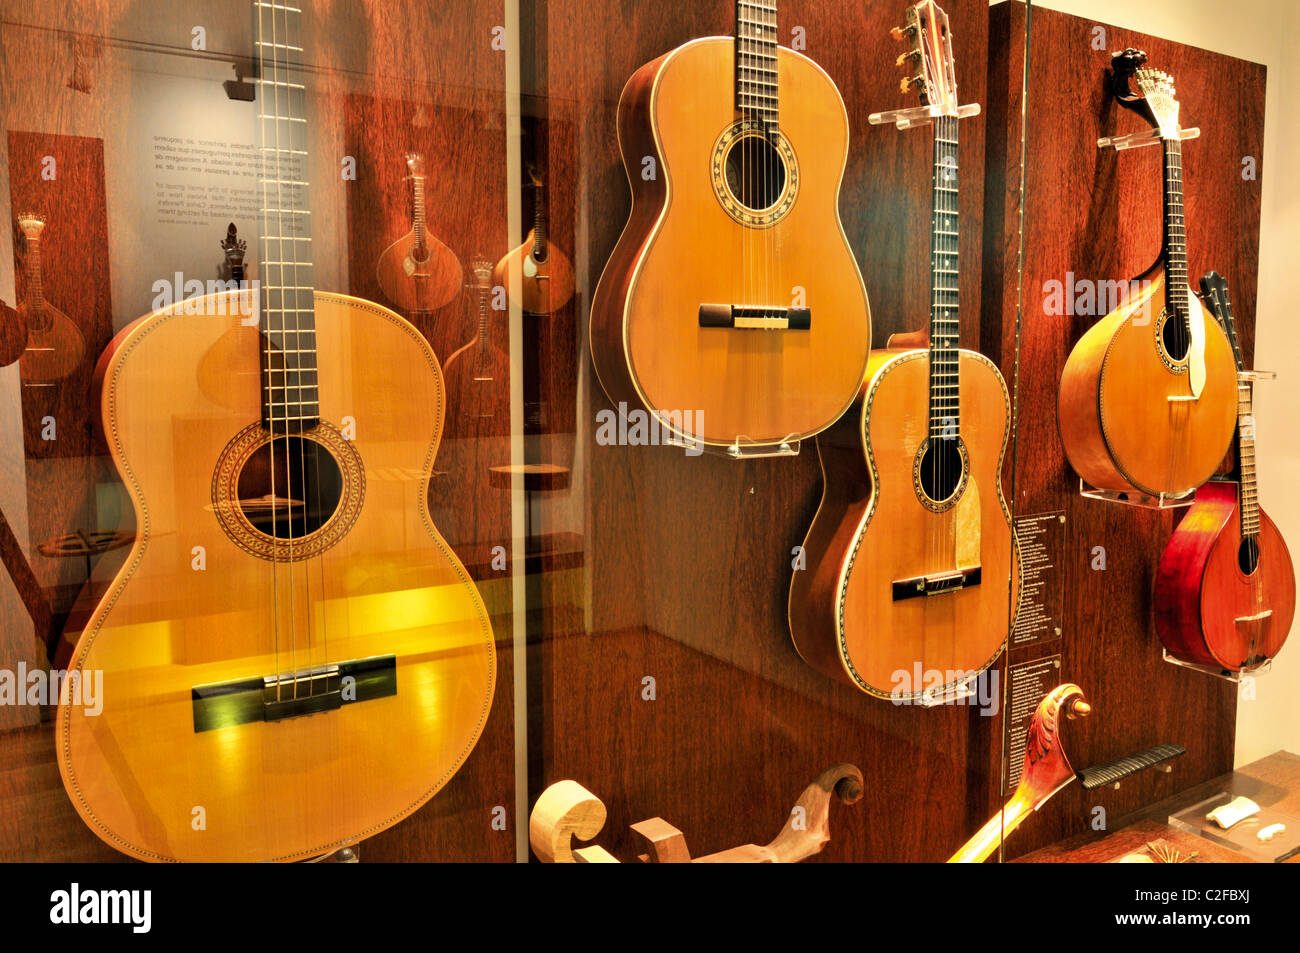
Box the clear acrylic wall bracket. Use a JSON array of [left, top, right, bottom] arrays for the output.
[[1162, 650, 1272, 684], [1077, 479, 1195, 509], [1097, 125, 1199, 151], [663, 433, 802, 460], [868, 102, 980, 130]]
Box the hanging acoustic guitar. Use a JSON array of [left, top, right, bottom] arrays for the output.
[[57, 0, 495, 862], [491, 166, 573, 314], [1154, 273, 1294, 672], [1058, 52, 1236, 499], [15, 212, 86, 383], [376, 152, 463, 314], [789, 1, 1016, 700], [589, 0, 871, 450]]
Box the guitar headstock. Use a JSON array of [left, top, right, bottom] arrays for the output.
[[891, 1, 959, 113], [16, 212, 45, 242], [1111, 49, 1182, 139], [472, 257, 493, 290], [405, 152, 426, 180], [1199, 271, 1245, 373], [220, 222, 247, 267]]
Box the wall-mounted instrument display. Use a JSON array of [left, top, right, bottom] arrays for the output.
[[15, 212, 86, 383], [220, 221, 248, 283], [57, 0, 495, 863], [491, 166, 573, 314], [789, 1, 1016, 701], [1154, 272, 1294, 672], [1058, 51, 1236, 500], [376, 152, 463, 314], [445, 259, 510, 433], [589, 0, 871, 451]]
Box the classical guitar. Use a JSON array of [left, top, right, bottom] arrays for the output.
[[789, 2, 1016, 700], [1058, 51, 1236, 499], [1154, 273, 1294, 671], [376, 152, 462, 313], [57, 0, 495, 863], [589, 0, 871, 450], [15, 212, 86, 383], [491, 166, 574, 314]]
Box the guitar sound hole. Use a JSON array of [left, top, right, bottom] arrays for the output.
[[236, 436, 344, 540], [1161, 308, 1190, 362], [724, 134, 787, 212], [1238, 537, 1260, 576], [918, 438, 964, 504]]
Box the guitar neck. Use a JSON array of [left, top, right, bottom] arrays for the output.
[[477, 288, 490, 348], [23, 237, 43, 310], [532, 183, 547, 259], [929, 114, 960, 440], [1162, 139, 1189, 318], [255, 0, 319, 433], [412, 174, 427, 253], [735, 0, 779, 132], [1237, 383, 1260, 538]]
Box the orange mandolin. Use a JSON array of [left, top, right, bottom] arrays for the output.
[[15, 212, 86, 383], [56, 2, 495, 862], [1154, 273, 1294, 672], [375, 152, 463, 314], [589, 0, 871, 451], [789, 2, 1016, 701], [1058, 52, 1236, 499], [491, 166, 573, 315]]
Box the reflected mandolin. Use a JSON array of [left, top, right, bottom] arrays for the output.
[[375, 152, 462, 314], [1058, 52, 1236, 499], [589, 0, 870, 450], [57, 2, 495, 862], [789, 2, 1016, 700], [15, 212, 86, 383], [1154, 273, 1294, 671], [491, 166, 573, 314]]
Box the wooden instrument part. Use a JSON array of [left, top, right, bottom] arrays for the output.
[[220, 222, 247, 283], [530, 763, 863, 863], [949, 684, 1090, 862], [56, 4, 495, 862], [1154, 273, 1295, 670], [491, 167, 574, 314], [15, 211, 86, 383], [375, 152, 462, 313], [789, 2, 1017, 699], [1057, 53, 1236, 497], [589, 1, 871, 449], [0, 299, 25, 367]]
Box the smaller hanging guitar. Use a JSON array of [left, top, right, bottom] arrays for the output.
[[1153, 273, 1294, 671], [491, 165, 573, 314], [444, 259, 510, 435], [376, 152, 462, 313], [15, 212, 86, 383]]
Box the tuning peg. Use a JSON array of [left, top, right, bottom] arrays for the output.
[[895, 49, 920, 67], [890, 24, 916, 41]]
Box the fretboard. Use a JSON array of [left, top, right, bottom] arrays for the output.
[[736, 0, 779, 132], [1237, 383, 1259, 538], [1162, 140, 1189, 327], [412, 174, 427, 256], [532, 184, 548, 259], [930, 115, 960, 440], [255, 0, 318, 434], [23, 239, 43, 310]]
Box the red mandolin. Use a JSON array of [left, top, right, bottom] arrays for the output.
[[1153, 272, 1294, 671]]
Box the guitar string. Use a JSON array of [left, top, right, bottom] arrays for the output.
[[256, 0, 284, 705]]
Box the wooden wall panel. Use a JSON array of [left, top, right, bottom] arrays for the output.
[[982, 4, 1262, 859]]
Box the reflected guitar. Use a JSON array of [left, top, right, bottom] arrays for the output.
[[789, 2, 1016, 700], [57, 2, 495, 863], [589, 0, 870, 449], [491, 166, 573, 314], [376, 152, 462, 313], [1058, 51, 1236, 498], [15, 212, 86, 383], [1154, 273, 1294, 671]]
